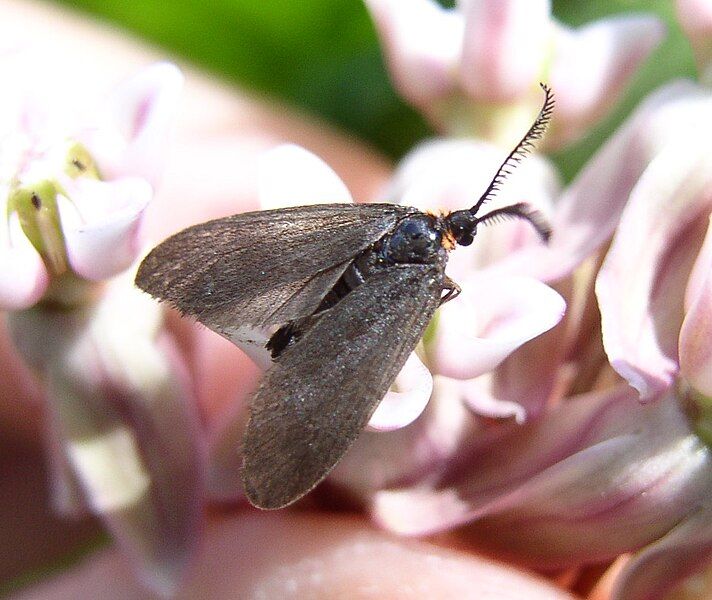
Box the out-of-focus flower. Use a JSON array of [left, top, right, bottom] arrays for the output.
[[7, 273, 204, 596], [206, 143, 566, 501], [364, 0, 665, 149], [0, 57, 182, 308], [13, 513, 578, 600], [0, 52, 201, 595]]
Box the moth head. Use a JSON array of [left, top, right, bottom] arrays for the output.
[[446, 203, 551, 248], [446, 210, 477, 247]]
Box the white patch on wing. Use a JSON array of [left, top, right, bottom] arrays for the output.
[[221, 324, 272, 370]]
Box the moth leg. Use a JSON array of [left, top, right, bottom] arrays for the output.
[[440, 276, 461, 305]]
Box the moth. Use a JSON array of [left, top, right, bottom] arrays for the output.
[[136, 84, 554, 510]]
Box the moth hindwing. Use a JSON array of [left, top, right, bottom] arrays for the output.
[[241, 262, 445, 509]]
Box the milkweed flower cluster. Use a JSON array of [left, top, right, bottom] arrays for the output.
[[363, 0, 664, 148], [322, 1, 710, 599]]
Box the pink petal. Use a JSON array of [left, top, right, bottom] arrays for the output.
[[373, 385, 710, 567], [367, 352, 433, 432], [677, 0, 712, 83], [460, 0, 551, 102], [0, 213, 49, 309], [15, 514, 577, 600], [57, 177, 151, 281], [596, 135, 712, 400], [330, 383, 474, 500], [548, 15, 665, 148], [679, 216, 712, 396], [454, 375, 527, 423], [14, 280, 205, 595], [432, 273, 565, 380], [612, 501, 712, 600], [364, 0, 462, 107], [83, 62, 184, 185], [509, 80, 712, 282], [258, 144, 353, 210]]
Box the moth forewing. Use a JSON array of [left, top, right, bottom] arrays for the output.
[[135, 203, 418, 333]]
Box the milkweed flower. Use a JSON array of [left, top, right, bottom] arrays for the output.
[[364, 0, 665, 149], [354, 7, 712, 597], [0, 52, 203, 595], [0, 54, 181, 306]]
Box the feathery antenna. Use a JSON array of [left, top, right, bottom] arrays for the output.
[[470, 83, 554, 216], [474, 202, 551, 242]]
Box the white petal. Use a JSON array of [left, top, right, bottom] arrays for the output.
[[432, 273, 565, 380], [258, 144, 352, 210], [58, 177, 152, 280], [364, 0, 463, 106], [85, 62, 184, 185], [367, 352, 433, 432]]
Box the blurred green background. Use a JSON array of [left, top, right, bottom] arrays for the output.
[[52, 0, 694, 181]]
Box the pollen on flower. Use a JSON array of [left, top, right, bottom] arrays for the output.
[[63, 142, 99, 179]]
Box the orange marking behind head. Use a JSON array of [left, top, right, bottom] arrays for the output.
[[426, 209, 457, 251], [441, 228, 456, 250]]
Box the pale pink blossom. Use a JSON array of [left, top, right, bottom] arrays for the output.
[[371, 386, 711, 600], [1, 52, 199, 595], [365, 0, 664, 149], [0, 58, 183, 307]]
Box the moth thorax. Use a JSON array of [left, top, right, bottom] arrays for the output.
[[383, 214, 443, 264]]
